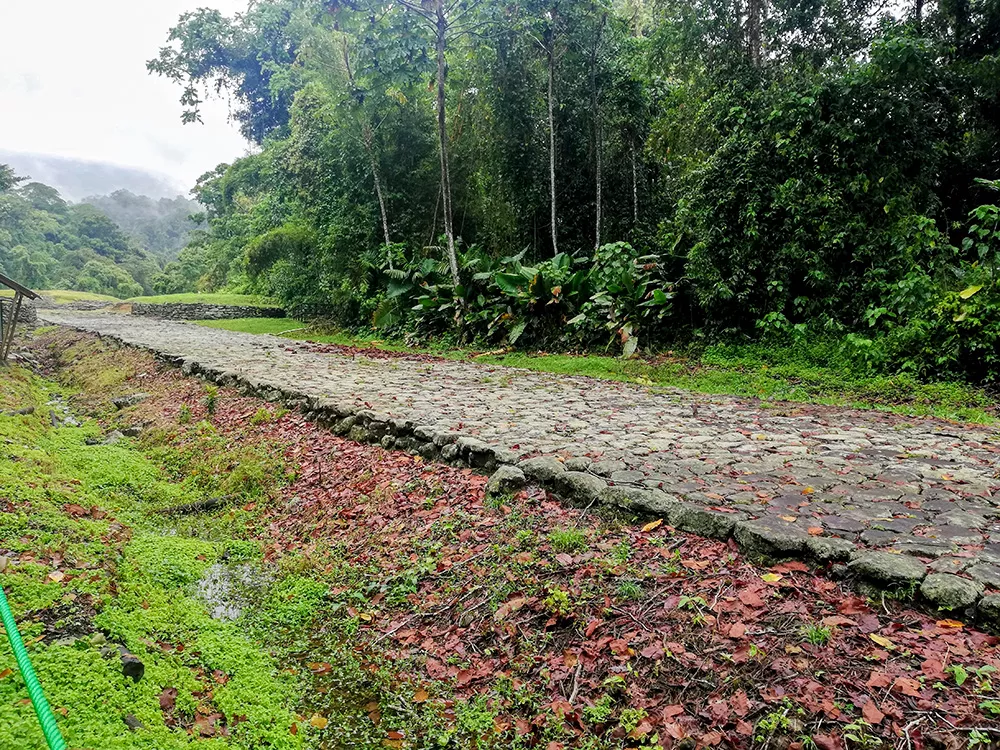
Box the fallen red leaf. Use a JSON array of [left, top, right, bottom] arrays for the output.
[[862, 700, 885, 725]]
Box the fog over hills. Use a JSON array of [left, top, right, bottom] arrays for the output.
[[0, 150, 187, 202]]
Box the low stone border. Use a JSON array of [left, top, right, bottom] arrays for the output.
[[1, 298, 38, 325], [131, 302, 286, 321], [60, 326, 1000, 632], [33, 299, 110, 311]]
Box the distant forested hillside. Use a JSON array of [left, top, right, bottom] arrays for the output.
[[82, 191, 200, 261], [0, 151, 183, 202], [0, 164, 181, 297]]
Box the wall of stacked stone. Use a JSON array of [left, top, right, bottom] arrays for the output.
[[0, 298, 38, 325], [34, 299, 110, 311], [131, 303, 286, 321], [286, 303, 340, 321]]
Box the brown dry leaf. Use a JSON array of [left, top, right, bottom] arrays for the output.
[[641, 519, 662, 533], [892, 677, 922, 698], [47, 571, 65, 583], [307, 662, 332, 675], [494, 597, 527, 623], [309, 714, 329, 730], [936, 619, 964, 629], [413, 689, 429, 703], [0, 668, 12, 680], [821, 616, 856, 628], [862, 701, 884, 725]]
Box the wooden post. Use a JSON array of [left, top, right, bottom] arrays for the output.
[[1, 292, 24, 362]]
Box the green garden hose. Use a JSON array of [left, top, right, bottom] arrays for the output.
[[0, 584, 68, 750]]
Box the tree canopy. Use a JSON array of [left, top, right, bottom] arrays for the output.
[[150, 0, 1000, 381], [0, 174, 200, 298]]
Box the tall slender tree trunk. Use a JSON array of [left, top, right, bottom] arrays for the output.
[[343, 39, 393, 267], [914, 0, 924, 34], [435, 0, 460, 285], [746, 0, 763, 66], [631, 144, 639, 225], [594, 114, 602, 251], [364, 125, 393, 267], [591, 12, 607, 252], [547, 42, 559, 257]]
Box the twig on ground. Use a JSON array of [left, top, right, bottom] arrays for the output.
[[568, 662, 584, 704]]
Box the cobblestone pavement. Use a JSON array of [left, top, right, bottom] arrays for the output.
[[43, 312, 1000, 589]]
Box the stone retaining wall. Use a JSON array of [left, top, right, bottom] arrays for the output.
[[34, 299, 111, 311], [0, 298, 38, 325], [131, 303, 286, 321]]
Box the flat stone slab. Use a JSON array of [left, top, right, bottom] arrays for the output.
[[43, 312, 1000, 619]]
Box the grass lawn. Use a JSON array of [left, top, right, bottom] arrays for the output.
[[0, 289, 120, 303], [126, 293, 279, 306], [195, 318, 999, 424]]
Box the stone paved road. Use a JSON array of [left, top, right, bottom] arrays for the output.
[[43, 312, 1000, 586]]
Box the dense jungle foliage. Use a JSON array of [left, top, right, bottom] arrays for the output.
[[152, 0, 999, 382], [0, 167, 198, 297]]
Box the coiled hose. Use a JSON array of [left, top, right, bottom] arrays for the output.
[[0, 584, 68, 750]]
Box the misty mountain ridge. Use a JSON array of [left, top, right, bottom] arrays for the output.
[[0, 150, 186, 202]]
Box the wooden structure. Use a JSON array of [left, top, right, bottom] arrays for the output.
[[0, 273, 39, 363]]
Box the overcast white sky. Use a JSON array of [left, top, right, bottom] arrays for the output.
[[0, 1, 252, 192]]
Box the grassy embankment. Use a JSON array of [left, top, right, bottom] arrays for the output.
[[0, 290, 120, 303], [196, 318, 999, 424], [126, 293, 278, 306]]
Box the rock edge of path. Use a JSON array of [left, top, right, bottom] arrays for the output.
[[40, 319, 1000, 632]]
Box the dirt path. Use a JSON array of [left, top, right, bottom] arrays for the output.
[[41, 312, 1000, 590]]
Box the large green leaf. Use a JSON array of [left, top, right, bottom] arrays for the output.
[[495, 272, 529, 295], [959, 285, 983, 299], [508, 320, 527, 343], [372, 298, 401, 328], [386, 280, 413, 299]]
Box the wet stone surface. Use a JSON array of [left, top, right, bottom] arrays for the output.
[[46, 313, 1000, 585]]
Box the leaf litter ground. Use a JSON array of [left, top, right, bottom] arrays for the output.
[[27, 330, 1000, 750]]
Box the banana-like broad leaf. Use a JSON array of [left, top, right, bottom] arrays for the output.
[[495, 272, 530, 295], [509, 320, 528, 344], [387, 280, 413, 299], [373, 299, 402, 328], [623, 335, 639, 357]]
